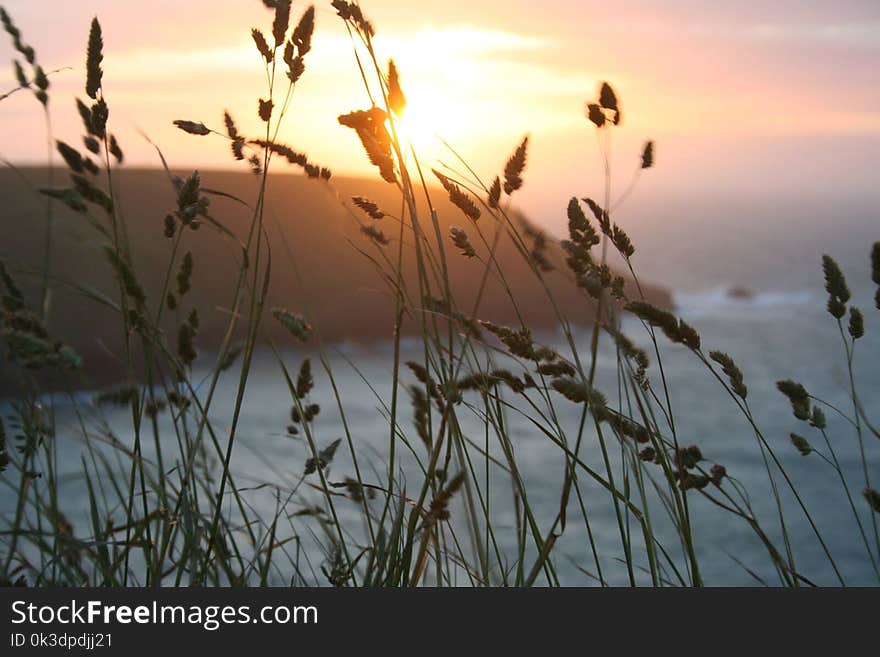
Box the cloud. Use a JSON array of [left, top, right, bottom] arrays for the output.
[[377, 25, 552, 54], [741, 22, 880, 48], [101, 25, 552, 81]]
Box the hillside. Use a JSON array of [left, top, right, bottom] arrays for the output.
[[0, 167, 671, 393]]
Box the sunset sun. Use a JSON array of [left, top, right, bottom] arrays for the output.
[[390, 91, 468, 159]]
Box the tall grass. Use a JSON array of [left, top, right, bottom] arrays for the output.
[[0, 1, 878, 587]]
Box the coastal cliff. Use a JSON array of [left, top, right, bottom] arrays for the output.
[[0, 168, 672, 393]]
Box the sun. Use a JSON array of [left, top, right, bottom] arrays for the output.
[[367, 26, 543, 165], [389, 89, 469, 162]]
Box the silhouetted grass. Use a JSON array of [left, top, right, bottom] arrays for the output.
[[0, 1, 878, 587]]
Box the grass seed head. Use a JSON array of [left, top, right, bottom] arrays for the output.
[[822, 254, 850, 319], [38, 188, 87, 214], [582, 197, 611, 235], [258, 98, 273, 122], [848, 307, 864, 339], [599, 81, 618, 112], [173, 120, 211, 136], [864, 488, 880, 514], [291, 403, 320, 424], [76, 98, 95, 135], [176, 251, 194, 296], [1, 8, 36, 64], [56, 141, 84, 173], [710, 464, 727, 485], [387, 60, 406, 117], [361, 224, 389, 246], [450, 227, 476, 258], [777, 380, 811, 421], [536, 361, 575, 378], [352, 196, 385, 220], [810, 406, 826, 430], [408, 385, 432, 449], [487, 177, 501, 209], [272, 0, 291, 47], [304, 438, 341, 475], [551, 377, 607, 408], [104, 247, 145, 304], [90, 99, 108, 139], [503, 136, 528, 195], [292, 5, 315, 56], [339, 108, 396, 183], [286, 53, 305, 83], [248, 153, 262, 175], [12, 60, 27, 88], [433, 170, 481, 221], [109, 134, 123, 163], [567, 197, 588, 233], [426, 472, 466, 524], [871, 242, 880, 286], [296, 359, 313, 399], [177, 322, 196, 366], [791, 433, 812, 456], [611, 223, 635, 258], [33, 64, 48, 90], [85, 17, 103, 100], [272, 308, 312, 342], [83, 135, 100, 154], [626, 301, 699, 349], [641, 140, 654, 169], [709, 351, 747, 399], [251, 28, 273, 62], [223, 110, 246, 162], [586, 103, 605, 128]]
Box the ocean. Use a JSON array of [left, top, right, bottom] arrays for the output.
[[3, 191, 879, 586]]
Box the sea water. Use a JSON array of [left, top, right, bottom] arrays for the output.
[[3, 192, 879, 586]]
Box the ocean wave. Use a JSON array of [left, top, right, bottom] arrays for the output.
[[673, 287, 818, 318]]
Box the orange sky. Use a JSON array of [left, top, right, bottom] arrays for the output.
[[2, 0, 878, 221]]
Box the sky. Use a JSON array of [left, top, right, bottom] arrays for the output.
[[1, 0, 878, 223]]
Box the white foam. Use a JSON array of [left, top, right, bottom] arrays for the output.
[[673, 287, 818, 319]]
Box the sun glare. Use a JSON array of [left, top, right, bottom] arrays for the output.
[[367, 25, 550, 163], [391, 91, 469, 161]]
